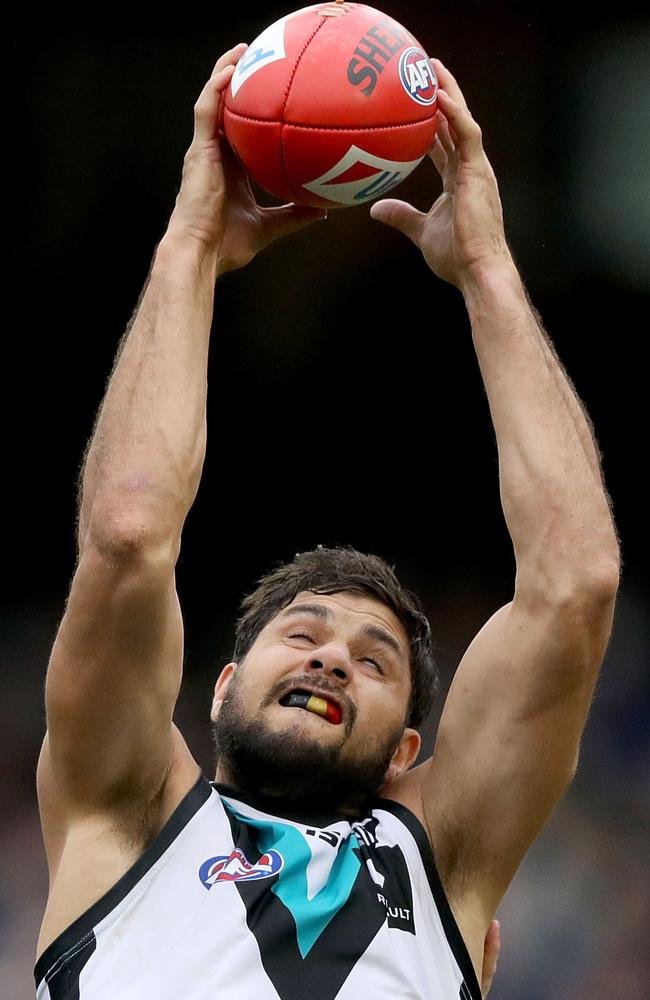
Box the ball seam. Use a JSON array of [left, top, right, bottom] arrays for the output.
[[279, 18, 331, 202], [225, 110, 437, 132]]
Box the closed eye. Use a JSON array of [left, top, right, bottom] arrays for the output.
[[288, 634, 383, 672]]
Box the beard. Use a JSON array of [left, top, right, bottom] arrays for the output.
[[212, 674, 405, 815]]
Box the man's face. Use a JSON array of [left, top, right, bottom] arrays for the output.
[[211, 590, 420, 812]]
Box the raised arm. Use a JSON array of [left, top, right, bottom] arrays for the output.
[[40, 44, 326, 842], [371, 61, 620, 933]]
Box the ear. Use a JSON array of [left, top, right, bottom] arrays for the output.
[[384, 728, 421, 785], [210, 662, 237, 723]]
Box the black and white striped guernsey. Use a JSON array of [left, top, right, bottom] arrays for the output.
[[35, 774, 481, 999]]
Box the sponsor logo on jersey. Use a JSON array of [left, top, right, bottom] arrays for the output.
[[199, 847, 284, 888], [398, 47, 437, 105], [302, 144, 423, 205], [376, 891, 413, 931]]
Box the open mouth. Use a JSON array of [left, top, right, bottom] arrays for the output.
[[279, 689, 343, 725]]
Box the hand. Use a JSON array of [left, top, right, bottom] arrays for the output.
[[481, 919, 501, 998], [167, 44, 327, 273], [370, 60, 513, 291]]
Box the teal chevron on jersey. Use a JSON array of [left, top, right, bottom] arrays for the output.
[[225, 803, 361, 958], [34, 776, 483, 999]]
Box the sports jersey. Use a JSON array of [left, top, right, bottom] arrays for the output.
[[35, 774, 481, 999]]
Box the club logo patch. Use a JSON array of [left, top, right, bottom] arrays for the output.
[[398, 47, 437, 105], [199, 847, 284, 888]]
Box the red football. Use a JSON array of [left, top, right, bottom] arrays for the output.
[[223, 2, 438, 208]]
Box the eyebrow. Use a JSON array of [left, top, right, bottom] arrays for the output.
[[279, 603, 404, 659]]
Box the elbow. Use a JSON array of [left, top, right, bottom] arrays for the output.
[[556, 565, 620, 617], [573, 545, 621, 606], [84, 501, 181, 567], [516, 535, 621, 611], [583, 557, 620, 604]]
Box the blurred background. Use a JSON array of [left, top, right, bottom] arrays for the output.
[[5, 3, 649, 997]]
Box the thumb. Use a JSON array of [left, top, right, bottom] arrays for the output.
[[370, 198, 425, 245], [258, 203, 328, 248], [481, 918, 501, 998]]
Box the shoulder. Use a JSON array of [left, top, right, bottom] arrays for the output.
[[377, 761, 430, 829], [36, 724, 202, 962]]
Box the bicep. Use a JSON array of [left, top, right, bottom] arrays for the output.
[[424, 590, 616, 914], [44, 541, 184, 815]]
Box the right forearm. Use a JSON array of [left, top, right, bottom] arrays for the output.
[[77, 231, 220, 554], [77, 40, 325, 556]]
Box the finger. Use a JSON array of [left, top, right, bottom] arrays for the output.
[[431, 58, 470, 113], [429, 136, 447, 179], [193, 64, 238, 143], [257, 203, 328, 248], [192, 44, 249, 144], [437, 89, 483, 162], [435, 113, 456, 161], [211, 42, 248, 79], [369, 199, 425, 246]]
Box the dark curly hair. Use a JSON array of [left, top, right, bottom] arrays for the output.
[[232, 545, 437, 730]]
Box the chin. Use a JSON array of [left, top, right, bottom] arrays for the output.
[[212, 697, 400, 814]]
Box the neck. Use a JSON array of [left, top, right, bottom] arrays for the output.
[[214, 761, 369, 818]]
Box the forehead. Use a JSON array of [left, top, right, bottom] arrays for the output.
[[274, 590, 409, 653]]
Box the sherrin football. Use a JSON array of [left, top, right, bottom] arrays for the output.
[[223, 2, 438, 208]]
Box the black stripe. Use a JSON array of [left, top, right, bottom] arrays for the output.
[[371, 797, 483, 1000], [42, 931, 96, 1000], [34, 773, 212, 989]]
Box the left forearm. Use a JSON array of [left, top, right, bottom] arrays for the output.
[[461, 262, 619, 593]]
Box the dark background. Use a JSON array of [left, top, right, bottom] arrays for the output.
[[4, 4, 649, 998]]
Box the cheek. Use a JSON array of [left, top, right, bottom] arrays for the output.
[[356, 692, 406, 742], [223, 668, 262, 711]]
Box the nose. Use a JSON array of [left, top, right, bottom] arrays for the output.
[[306, 643, 350, 683]]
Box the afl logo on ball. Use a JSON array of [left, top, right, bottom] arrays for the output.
[[398, 47, 437, 105]]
